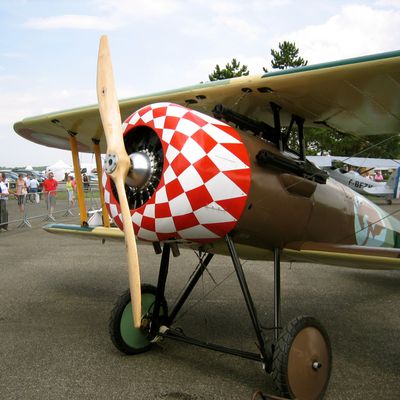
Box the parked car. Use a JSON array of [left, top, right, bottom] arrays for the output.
[[0, 170, 18, 190]]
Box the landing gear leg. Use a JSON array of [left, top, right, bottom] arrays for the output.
[[225, 235, 271, 367], [273, 248, 281, 343]]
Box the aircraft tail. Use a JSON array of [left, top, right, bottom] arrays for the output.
[[387, 167, 400, 199]]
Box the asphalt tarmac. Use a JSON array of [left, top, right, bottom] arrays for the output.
[[0, 200, 399, 399]]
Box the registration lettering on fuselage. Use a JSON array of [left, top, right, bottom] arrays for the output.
[[348, 178, 374, 190]]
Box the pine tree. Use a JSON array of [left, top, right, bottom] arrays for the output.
[[264, 41, 308, 72], [209, 58, 249, 81]]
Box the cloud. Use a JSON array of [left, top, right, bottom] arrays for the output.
[[0, 52, 24, 58], [190, 0, 243, 14], [94, 0, 180, 18], [0, 87, 95, 125], [0, 74, 18, 83], [22, 0, 181, 31], [0, 84, 99, 166], [191, 0, 291, 13], [213, 15, 264, 40], [275, 4, 400, 63], [375, 0, 400, 7], [0, 93, 40, 124], [23, 14, 121, 30]]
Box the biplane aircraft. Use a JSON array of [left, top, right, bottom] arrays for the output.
[[13, 36, 400, 400]]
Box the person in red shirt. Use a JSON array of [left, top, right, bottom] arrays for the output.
[[42, 171, 58, 220]]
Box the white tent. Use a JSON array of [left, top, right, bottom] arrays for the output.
[[46, 160, 72, 181]]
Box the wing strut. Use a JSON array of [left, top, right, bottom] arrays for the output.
[[92, 138, 110, 227], [69, 134, 88, 227]]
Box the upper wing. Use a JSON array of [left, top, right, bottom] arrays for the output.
[[14, 50, 400, 154]]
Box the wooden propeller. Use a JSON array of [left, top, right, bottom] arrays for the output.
[[97, 35, 142, 328]]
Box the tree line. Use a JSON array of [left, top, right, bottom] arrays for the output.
[[208, 41, 400, 159]]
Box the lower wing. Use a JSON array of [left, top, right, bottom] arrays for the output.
[[44, 224, 400, 270]]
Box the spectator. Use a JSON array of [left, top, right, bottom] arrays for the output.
[[71, 176, 76, 191], [26, 174, 31, 192], [15, 174, 27, 215], [0, 173, 9, 231], [2, 173, 9, 188], [28, 174, 40, 203], [66, 175, 75, 207], [82, 173, 90, 191], [374, 170, 384, 182], [42, 171, 58, 220]]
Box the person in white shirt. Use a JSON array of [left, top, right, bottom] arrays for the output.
[[0, 173, 9, 231], [27, 175, 39, 203]]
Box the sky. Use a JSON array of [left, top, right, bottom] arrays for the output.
[[1, 0, 400, 168]]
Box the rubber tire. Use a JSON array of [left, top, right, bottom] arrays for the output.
[[272, 316, 332, 400], [109, 284, 168, 355]]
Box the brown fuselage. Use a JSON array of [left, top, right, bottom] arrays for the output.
[[234, 133, 358, 249]]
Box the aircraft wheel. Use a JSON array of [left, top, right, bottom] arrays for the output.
[[109, 284, 168, 355], [272, 316, 332, 400]]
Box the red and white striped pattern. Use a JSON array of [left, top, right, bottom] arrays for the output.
[[103, 103, 251, 243]]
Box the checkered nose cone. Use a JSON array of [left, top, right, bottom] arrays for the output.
[[103, 102, 251, 243]]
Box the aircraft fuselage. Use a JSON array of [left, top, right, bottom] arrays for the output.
[[234, 133, 400, 250]]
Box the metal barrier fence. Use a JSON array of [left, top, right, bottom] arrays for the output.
[[0, 184, 101, 232]]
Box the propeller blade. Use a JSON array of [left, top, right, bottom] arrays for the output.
[[97, 35, 142, 328]]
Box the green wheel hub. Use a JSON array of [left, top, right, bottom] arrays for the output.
[[120, 292, 158, 349], [109, 284, 168, 355]]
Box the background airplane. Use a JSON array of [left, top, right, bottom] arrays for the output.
[[13, 38, 400, 400], [307, 155, 400, 171], [308, 155, 400, 202]]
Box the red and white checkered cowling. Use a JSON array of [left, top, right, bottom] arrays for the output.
[[103, 102, 251, 243]]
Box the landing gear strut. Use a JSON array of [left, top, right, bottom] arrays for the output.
[[109, 237, 332, 399]]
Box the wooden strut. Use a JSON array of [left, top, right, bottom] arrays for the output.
[[92, 139, 110, 227], [69, 134, 88, 227]]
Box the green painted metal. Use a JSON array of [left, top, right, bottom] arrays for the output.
[[44, 223, 94, 232], [120, 292, 158, 349], [262, 49, 400, 78]]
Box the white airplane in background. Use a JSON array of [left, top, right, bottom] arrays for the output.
[[308, 156, 400, 203], [307, 155, 400, 171]]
